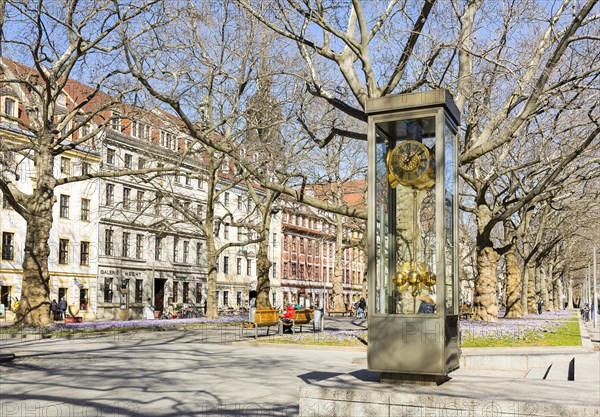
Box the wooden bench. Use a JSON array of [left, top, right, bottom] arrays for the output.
[[328, 310, 348, 317], [282, 309, 313, 334], [242, 309, 282, 339]]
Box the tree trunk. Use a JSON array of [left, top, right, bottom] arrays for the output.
[[255, 227, 272, 309], [521, 264, 529, 315], [557, 278, 564, 310], [16, 150, 56, 326], [527, 265, 537, 313], [543, 264, 552, 311], [503, 248, 522, 318], [566, 278, 574, 309], [473, 246, 500, 321], [205, 234, 218, 319], [332, 214, 345, 312]]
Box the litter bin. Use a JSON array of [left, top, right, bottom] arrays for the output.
[[313, 308, 324, 332]]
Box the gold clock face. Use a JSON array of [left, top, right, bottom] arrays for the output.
[[387, 140, 434, 189]]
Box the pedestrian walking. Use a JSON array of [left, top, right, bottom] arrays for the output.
[[58, 297, 67, 320], [50, 299, 59, 321], [537, 298, 544, 315]]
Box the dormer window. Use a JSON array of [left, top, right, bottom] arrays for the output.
[[80, 124, 89, 138], [110, 113, 121, 132], [3, 97, 16, 118], [131, 120, 150, 140], [57, 93, 67, 107], [160, 131, 175, 150]]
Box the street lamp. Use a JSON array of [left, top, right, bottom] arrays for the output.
[[366, 90, 460, 385]]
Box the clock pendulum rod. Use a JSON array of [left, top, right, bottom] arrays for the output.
[[413, 189, 418, 313]]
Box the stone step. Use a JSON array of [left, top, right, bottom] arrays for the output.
[[524, 366, 550, 379], [544, 360, 574, 381], [573, 352, 600, 382]]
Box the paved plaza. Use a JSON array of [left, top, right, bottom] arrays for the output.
[[0, 317, 598, 416]]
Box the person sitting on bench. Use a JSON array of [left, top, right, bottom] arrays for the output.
[[281, 305, 296, 334]]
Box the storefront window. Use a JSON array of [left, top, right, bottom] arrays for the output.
[[79, 288, 88, 310]]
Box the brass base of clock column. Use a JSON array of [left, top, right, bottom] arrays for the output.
[[380, 372, 451, 386]]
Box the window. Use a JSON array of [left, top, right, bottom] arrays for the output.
[[135, 279, 143, 303], [104, 278, 113, 303], [236, 291, 242, 307], [59, 194, 70, 218], [136, 190, 144, 212], [138, 157, 145, 170], [124, 154, 132, 169], [197, 178, 203, 189], [155, 236, 162, 261], [183, 282, 189, 303], [80, 288, 89, 310], [183, 241, 189, 264], [80, 241, 90, 266], [160, 131, 175, 150], [291, 263, 296, 278], [105, 229, 114, 256], [224, 192, 230, 206], [60, 157, 71, 176], [196, 283, 202, 305], [237, 195, 243, 210], [122, 232, 130, 258], [144, 125, 151, 141], [236, 257, 242, 275], [173, 281, 178, 303], [196, 242, 202, 265], [196, 204, 204, 219], [105, 184, 114, 206], [223, 256, 229, 274], [224, 224, 229, 240], [272, 262, 277, 279], [173, 237, 179, 263], [4, 97, 15, 117], [299, 238, 304, 254], [81, 161, 90, 176], [174, 174, 180, 183], [155, 194, 162, 215], [136, 234, 144, 259], [59, 239, 69, 264], [80, 124, 89, 138], [1, 232, 14, 260], [246, 259, 252, 276], [223, 290, 229, 306], [106, 148, 115, 165], [110, 113, 121, 131], [123, 188, 131, 210], [185, 174, 191, 186]]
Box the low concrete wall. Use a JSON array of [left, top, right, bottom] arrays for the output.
[[299, 386, 600, 417]]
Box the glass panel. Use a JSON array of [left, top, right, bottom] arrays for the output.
[[444, 122, 456, 314], [375, 116, 437, 315], [375, 128, 389, 314]]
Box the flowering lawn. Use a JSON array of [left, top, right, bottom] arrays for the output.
[[259, 311, 581, 348], [1, 316, 247, 336], [461, 311, 580, 347]]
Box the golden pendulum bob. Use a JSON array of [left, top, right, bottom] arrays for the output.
[[393, 190, 436, 312]]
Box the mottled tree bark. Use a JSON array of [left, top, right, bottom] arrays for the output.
[[255, 207, 275, 309], [557, 278, 564, 310], [521, 265, 529, 315], [567, 278, 574, 309], [473, 246, 500, 321], [15, 150, 56, 326], [503, 248, 522, 318], [205, 232, 218, 319], [332, 214, 346, 312]]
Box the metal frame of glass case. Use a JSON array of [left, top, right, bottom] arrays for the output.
[[366, 90, 460, 379]]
